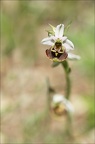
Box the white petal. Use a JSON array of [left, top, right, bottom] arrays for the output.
[[63, 99, 74, 113], [61, 36, 67, 42], [55, 24, 64, 38], [53, 94, 64, 103], [66, 39, 74, 49], [41, 36, 55, 46], [63, 43, 74, 52], [68, 53, 81, 60]]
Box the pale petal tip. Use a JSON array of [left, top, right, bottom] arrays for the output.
[[68, 53, 81, 60], [55, 24, 64, 38], [59, 24, 64, 27], [76, 55, 81, 60]]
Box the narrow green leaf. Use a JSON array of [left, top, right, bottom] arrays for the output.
[[49, 24, 55, 32], [46, 30, 55, 36], [64, 21, 72, 34]]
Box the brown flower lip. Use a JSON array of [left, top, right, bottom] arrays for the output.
[[45, 41, 68, 61], [51, 104, 67, 116], [46, 48, 68, 61]]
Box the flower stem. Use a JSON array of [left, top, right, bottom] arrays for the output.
[[61, 61, 71, 99], [61, 61, 74, 140]]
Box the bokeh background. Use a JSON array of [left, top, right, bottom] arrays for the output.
[[1, 0, 94, 143]]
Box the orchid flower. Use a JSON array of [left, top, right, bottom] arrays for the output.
[[51, 94, 74, 115], [41, 24, 80, 61]]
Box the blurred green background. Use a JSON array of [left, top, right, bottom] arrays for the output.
[[1, 0, 94, 143]]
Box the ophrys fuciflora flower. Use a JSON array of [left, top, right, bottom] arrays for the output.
[[41, 24, 80, 61]]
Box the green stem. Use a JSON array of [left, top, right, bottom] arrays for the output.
[[61, 61, 74, 140], [61, 61, 71, 99], [65, 72, 71, 99]]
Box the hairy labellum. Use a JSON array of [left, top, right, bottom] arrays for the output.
[[46, 48, 68, 61]]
